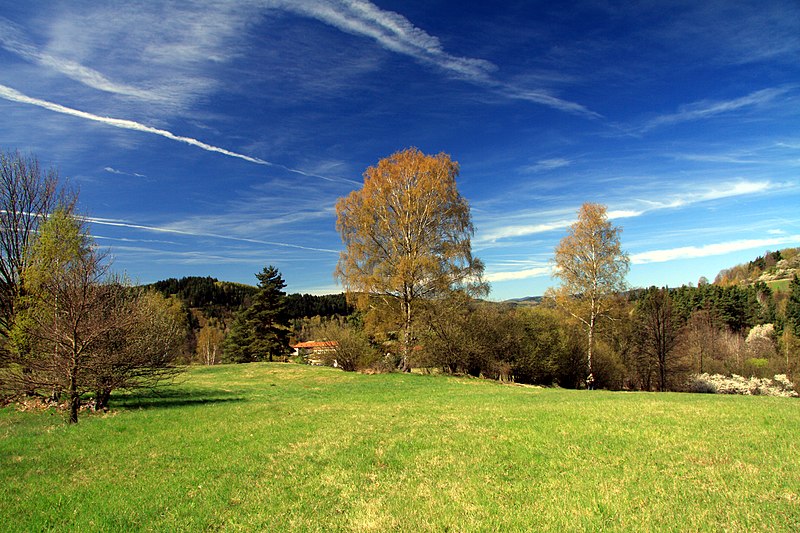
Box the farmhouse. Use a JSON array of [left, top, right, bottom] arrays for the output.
[[291, 340, 338, 365]]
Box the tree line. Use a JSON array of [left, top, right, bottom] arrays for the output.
[[314, 148, 799, 395]]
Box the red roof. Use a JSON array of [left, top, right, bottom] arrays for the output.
[[291, 341, 338, 349]]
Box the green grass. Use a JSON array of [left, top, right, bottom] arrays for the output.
[[768, 279, 792, 293], [1, 364, 799, 532]]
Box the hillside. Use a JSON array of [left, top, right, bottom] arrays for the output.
[[715, 247, 800, 290], [147, 276, 351, 320]]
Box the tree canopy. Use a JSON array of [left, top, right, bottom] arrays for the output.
[[335, 147, 485, 370]]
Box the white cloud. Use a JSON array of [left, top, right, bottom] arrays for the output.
[[268, 0, 596, 116], [631, 235, 800, 264], [0, 17, 168, 103], [642, 87, 794, 131], [270, 0, 495, 81], [485, 265, 552, 282], [637, 180, 772, 210], [606, 209, 644, 219], [522, 158, 571, 173], [477, 179, 773, 244], [104, 167, 146, 178], [477, 220, 573, 244]]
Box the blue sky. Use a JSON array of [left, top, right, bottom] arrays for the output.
[[1, 0, 798, 300]]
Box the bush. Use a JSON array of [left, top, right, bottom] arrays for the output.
[[314, 320, 380, 372], [687, 373, 798, 397]]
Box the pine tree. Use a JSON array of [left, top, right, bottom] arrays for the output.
[[248, 266, 289, 362], [222, 266, 289, 363]]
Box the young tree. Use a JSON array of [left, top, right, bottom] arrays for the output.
[[549, 202, 629, 388], [0, 150, 74, 340], [4, 211, 184, 420], [313, 319, 379, 372], [9, 210, 111, 422], [335, 148, 486, 371], [787, 275, 800, 337], [222, 313, 256, 363], [196, 319, 225, 365]]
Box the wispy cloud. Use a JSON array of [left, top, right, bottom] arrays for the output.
[[642, 87, 794, 131], [631, 235, 800, 264], [107, 245, 270, 266], [87, 215, 340, 254], [521, 158, 571, 173], [0, 83, 347, 182], [0, 17, 168, 103], [478, 220, 573, 244], [104, 167, 146, 178], [476, 179, 773, 244], [272, 0, 496, 81], [637, 180, 772, 209], [270, 0, 596, 117]]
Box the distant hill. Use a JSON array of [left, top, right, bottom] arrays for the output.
[[714, 247, 799, 290], [502, 296, 544, 306], [146, 276, 352, 319]]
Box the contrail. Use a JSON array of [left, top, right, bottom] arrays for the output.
[[87, 216, 340, 254], [0, 83, 350, 183]]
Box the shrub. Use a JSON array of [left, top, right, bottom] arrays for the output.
[[314, 320, 380, 372], [687, 373, 798, 397]]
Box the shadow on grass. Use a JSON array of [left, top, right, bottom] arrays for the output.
[[113, 387, 247, 411]]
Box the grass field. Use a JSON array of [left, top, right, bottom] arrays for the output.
[[768, 279, 792, 293], [1, 363, 798, 532]]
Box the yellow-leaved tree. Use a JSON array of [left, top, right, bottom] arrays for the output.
[[549, 202, 629, 388], [335, 148, 485, 371]]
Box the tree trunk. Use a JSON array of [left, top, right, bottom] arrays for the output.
[[95, 387, 111, 411], [68, 370, 79, 424], [587, 315, 595, 390], [401, 297, 412, 372]]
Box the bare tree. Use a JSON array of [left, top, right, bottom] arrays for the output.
[[92, 289, 186, 410], [0, 150, 74, 339], [635, 287, 686, 391], [196, 319, 225, 365]]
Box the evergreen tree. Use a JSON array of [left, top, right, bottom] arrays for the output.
[[222, 314, 256, 363], [787, 275, 800, 337], [222, 266, 289, 362], [248, 266, 290, 362]]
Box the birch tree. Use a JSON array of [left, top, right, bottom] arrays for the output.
[[550, 202, 629, 388], [335, 148, 485, 371]]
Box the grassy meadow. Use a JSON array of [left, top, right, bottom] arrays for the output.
[[1, 363, 798, 531]]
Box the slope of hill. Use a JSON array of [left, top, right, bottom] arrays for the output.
[[715, 247, 799, 290]]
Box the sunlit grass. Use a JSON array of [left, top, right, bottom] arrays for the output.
[[1, 363, 798, 531]]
